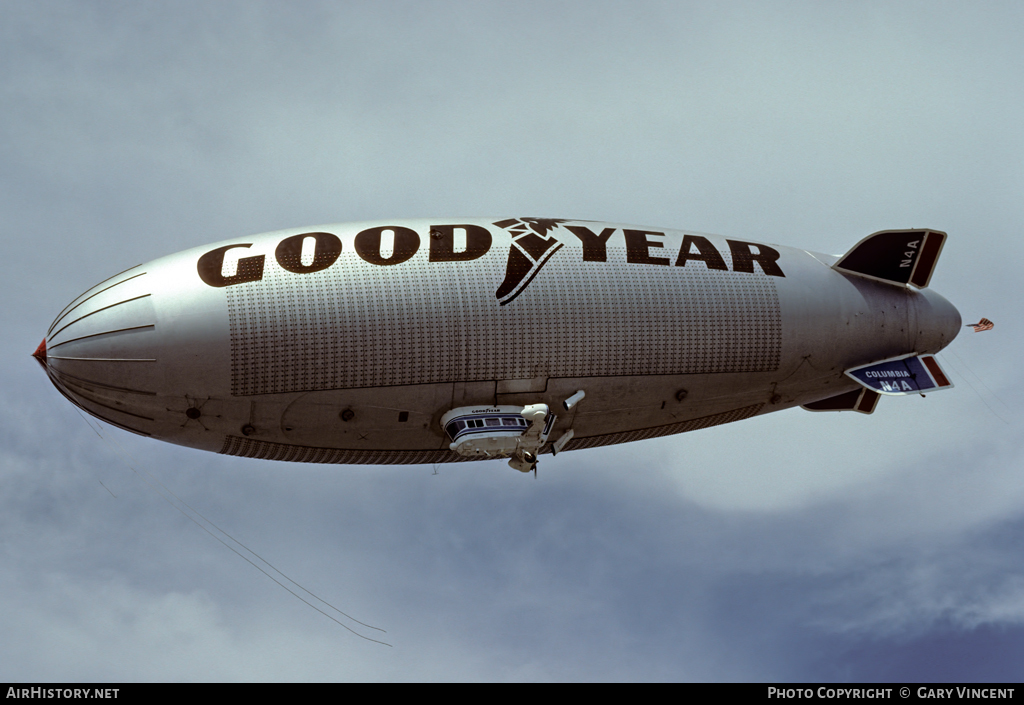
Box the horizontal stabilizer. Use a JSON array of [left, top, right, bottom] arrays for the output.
[[802, 387, 880, 414], [833, 229, 946, 288], [845, 353, 953, 396]]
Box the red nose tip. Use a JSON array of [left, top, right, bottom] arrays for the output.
[[32, 338, 47, 368]]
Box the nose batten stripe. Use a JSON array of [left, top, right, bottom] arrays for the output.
[[45, 365, 156, 396], [56, 376, 156, 422], [47, 269, 146, 336], [48, 356, 156, 362], [44, 368, 152, 437], [49, 293, 153, 343], [47, 324, 156, 351]]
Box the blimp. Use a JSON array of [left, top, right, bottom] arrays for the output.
[[34, 217, 960, 473]]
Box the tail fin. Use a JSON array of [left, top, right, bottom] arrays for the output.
[[833, 229, 946, 288], [845, 353, 954, 395], [802, 387, 880, 414]]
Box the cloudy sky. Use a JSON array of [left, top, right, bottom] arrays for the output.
[[3, 0, 1024, 682]]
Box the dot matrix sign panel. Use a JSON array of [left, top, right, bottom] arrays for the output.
[[226, 246, 782, 396]]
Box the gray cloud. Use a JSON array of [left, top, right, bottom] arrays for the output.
[[3, 0, 1024, 681]]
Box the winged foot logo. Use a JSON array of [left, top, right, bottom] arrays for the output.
[[492, 218, 568, 305]]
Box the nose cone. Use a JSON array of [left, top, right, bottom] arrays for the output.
[[32, 338, 47, 368], [916, 287, 962, 354], [38, 266, 162, 436]]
